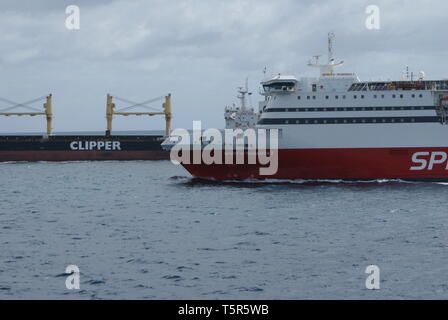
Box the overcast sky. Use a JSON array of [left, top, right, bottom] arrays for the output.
[[0, 0, 447, 133]]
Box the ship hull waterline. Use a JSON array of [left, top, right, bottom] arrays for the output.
[[0, 150, 169, 162], [179, 147, 448, 181]]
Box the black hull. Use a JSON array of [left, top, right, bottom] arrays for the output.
[[0, 135, 170, 161]]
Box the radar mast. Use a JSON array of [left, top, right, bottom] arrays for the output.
[[308, 32, 344, 76]]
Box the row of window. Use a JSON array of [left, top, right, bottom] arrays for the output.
[[258, 116, 440, 125], [264, 106, 435, 113], [298, 93, 425, 100]]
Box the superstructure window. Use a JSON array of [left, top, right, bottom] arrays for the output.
[[353, 95, 357, 99], [342, 95, 346, 99], [419, 94, 423, 98], [392, 94, 396, 98], [297, 96, 301, 100], [381, 95, 385, 98], [335, 95, 339, 99], [400, 94, 403, 98], [263, 106, 436, 113], [412, 94, 415, 98], [313, 96, 316, 100], [373, 95, 377, 98], [307, 96, 310, 100], [361, 95, 364, 99], [325, 96, 329, 99]]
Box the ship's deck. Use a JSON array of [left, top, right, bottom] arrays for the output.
[[348, 80, 448, 91]]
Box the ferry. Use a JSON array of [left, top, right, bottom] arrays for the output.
[[166, 33, 448, 181]]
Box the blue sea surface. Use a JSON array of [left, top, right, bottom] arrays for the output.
[[1, 161, 448, 299]]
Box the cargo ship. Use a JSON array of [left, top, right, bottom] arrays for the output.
[[165, 33, 448, 181], [0, 94, 172, 161]]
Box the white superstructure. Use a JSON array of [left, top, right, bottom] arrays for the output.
[[258, 33, 448, 150]]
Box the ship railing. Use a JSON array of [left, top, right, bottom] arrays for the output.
[[348, 80, 448, 92]]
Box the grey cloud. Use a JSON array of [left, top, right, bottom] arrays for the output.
[[1, 0, 447, 133]]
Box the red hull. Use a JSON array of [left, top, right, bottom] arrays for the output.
[[0, 150, 170, 162], [182, 147, 448, 180]]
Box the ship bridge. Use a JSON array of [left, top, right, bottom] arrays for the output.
[[261, 75, 298, 94]]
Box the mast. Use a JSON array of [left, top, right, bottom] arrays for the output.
[[237, 78, 250, 111], [328, 32, 334, 63], [308, 32, 344, 76]]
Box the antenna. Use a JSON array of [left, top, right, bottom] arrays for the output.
[[328, 32, 335, 63]]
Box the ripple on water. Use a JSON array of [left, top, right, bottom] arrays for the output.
[[2, 161, 448, 299]]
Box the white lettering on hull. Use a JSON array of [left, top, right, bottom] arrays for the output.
[[410, 151, 448, 170], [69, 141, 122, 151]]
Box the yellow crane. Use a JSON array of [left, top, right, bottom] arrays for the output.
[[106, 93, 172, 136], [0, 94, 53, 135]]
